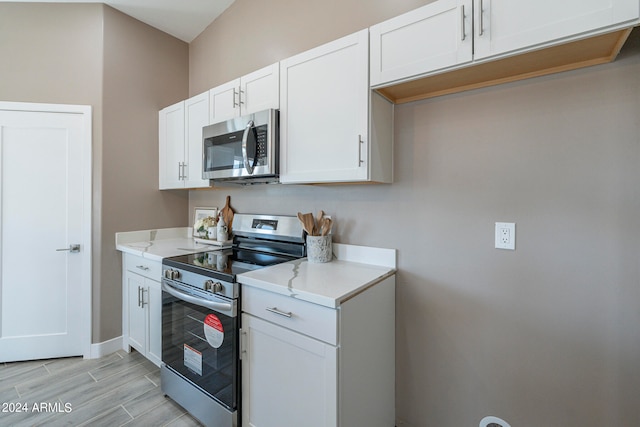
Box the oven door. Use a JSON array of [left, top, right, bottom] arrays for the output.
[[161, 280, 239, 411], [202, 109, 278, 180]]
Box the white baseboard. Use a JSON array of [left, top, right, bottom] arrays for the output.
[[88, 336, 123, 359]]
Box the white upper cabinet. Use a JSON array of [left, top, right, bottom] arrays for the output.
[[474, 0, 640, 60], [159, 91, 210, 190], [280, 29, 393, 184], [183, 91, 210, 188], [370, 0, 473, 86], [209, 63, 280, 124], [159, 100, 185, 189], [371, 0, 640, 89], [209, 79, 238, 125]]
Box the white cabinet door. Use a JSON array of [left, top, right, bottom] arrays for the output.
[[240, 63, 280, 115], [146, 279, 162, 367], [209, 79, 240, 124], [184, 91, 210, 188], [126, 271, 147, 355], [473, 0, 640, 60], [280, 29, 370, 184], [242, 314, 337, 427], [123, 255, 162, 367], [210, 63, 280, 125], [159, 101, 185, 189], [370, 0, 473, 86]]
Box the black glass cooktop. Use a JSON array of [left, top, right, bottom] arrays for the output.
[[163, 247, 297, 281]]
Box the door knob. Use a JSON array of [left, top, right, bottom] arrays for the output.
[[56, 244, 80, 253]]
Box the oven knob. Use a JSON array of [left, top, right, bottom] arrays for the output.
[[170, 269, 180, 280], [205, 280, 223, 293]]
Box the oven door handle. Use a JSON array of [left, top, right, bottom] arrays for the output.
[[162, 281, 234, 314]]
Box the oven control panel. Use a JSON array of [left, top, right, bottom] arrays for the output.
[[161, 265, 237, 300]]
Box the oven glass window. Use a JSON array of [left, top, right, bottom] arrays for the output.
[[162, 292, 238, 410]]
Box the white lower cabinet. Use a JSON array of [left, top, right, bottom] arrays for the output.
[[241, 276, 395, 427], [122, 253, 162, 367], [241, 314, 338, 427]]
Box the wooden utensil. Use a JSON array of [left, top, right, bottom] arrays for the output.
[[316, 210, 324, 228], [320, 218, 332, 236], [221, 195, 234, 232], [297, 212, 316, 236]]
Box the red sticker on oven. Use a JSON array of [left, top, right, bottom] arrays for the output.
[[204, 314, 224, 348]]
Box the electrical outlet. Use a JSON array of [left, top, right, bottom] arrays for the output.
[[495, 222, 515, 250]]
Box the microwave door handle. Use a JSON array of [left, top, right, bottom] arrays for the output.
[[241, 120, 257, 175]]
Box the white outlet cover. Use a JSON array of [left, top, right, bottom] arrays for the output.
[[495, 222, 516, 250], [480, 415, 512, 427]]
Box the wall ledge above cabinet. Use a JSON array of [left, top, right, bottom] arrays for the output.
[[375, 28, 634, 104]]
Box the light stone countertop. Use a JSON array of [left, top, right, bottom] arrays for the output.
[[115, 227, 216, 261], [238, 243, 397, 308]]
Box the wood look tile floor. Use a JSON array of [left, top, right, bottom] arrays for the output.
[[0, 350, 204, 427]]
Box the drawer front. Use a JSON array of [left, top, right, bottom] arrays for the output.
[[124, 253, 161, 281], [242, 285, 338, 345]]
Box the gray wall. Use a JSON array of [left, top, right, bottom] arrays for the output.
[[189, 1, 640, 426], [0, 3, 190, 343], [101, 5, 189, 341]]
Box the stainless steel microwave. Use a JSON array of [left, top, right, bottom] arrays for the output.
[[202, 109, 279, 184]]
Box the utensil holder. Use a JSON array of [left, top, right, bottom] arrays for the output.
[[306, 235, 332, 263]]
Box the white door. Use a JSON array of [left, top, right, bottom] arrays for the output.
[[0, 102, 91, 362]]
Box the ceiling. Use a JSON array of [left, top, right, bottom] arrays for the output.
[[8, 0, 236, 42]]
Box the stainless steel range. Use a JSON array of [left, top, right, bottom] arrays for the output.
[[160, 213, 305, 427]]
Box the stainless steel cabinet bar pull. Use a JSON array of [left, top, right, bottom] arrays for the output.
[[461, 5, 466, 41], [140, 288, 146, 308], [266, 307, 292, 318], [136, 265, 150, 271], [178, 162, 182, 180], [479, 0, 485, 36], [358, 135, 364, 166], [233, 88, 239, 108], [239, 89, 245, 105], [137, 286, 142, 308], [182, 162, 187, 180]]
